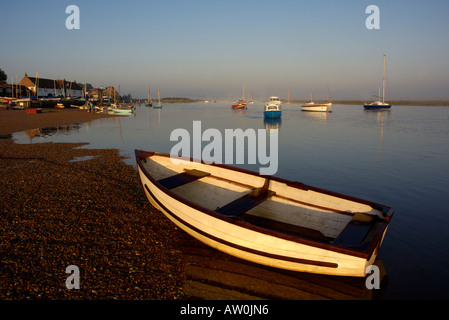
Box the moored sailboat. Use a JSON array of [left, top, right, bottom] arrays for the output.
[[301, 90, 330, 112], [232, 84, 247, 109], [364, 55, 391, 110], [145, 86, 152, 107], [153, 90, 162, 108]]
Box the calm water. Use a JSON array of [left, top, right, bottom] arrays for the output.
[[13, 102, 449, 299]]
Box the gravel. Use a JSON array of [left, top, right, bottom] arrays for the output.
[[0, 109, 185, 299]]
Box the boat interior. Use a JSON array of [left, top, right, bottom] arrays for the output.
[[140, 153, 388, 250]]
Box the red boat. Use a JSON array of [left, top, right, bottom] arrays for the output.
[[231, 100, 247, 109], [232, 84, 247, 109]]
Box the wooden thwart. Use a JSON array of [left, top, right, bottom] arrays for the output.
[[241, 214, 331, 243], [158, 169, 211, 190], [216, 179, 276, 218]]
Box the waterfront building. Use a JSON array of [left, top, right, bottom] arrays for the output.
[[18, 73, 84, 98]]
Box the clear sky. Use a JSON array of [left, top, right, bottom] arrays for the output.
[[2, 0, 449, 100]]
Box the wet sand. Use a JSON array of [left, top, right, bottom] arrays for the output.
[[0, 108, 121, 136], [0, 109, 185, 299]]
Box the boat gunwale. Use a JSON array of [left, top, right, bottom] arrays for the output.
[[135, 150, 394, 259]]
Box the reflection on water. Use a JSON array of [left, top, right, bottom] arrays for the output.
[[19, 124, 82, 142], [180, 235, 387, 300], [300, 111, 330, 122], [376, 111, 386, 163], [263, 118, 282, 131]]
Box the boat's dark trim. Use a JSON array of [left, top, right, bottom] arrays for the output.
[[363, 105, 392, 110], [143, 184, 338, 269], [135, 150, 394, 259]]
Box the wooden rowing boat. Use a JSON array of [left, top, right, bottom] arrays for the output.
[[135, 150, 394, 277]]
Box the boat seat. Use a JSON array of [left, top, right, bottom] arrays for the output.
[[332, 212, 376, 248], [216, 179, 275, 218], [158, 169, 210, 190], [241, 214, 331, 243]]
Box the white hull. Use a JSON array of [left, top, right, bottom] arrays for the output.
[[301, 103, 329, 112], [112, 108, 133, 114], [136, 151, 393, 277]]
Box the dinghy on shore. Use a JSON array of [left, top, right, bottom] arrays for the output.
[[135, 150, 393, 277]]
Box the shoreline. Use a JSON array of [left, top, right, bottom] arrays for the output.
[[0, 108, 122, 136], [0, 109, 185, 299], [284, 100, 449, 106]]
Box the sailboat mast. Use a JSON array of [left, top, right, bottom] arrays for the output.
[[36, 72, 39, 99], [382, 54, 386, 104]]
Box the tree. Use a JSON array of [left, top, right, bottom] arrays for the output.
[[0, 68, 7, 84]]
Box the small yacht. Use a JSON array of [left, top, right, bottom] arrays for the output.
[[364, 55, 391, 110], [301, 90, 331, 112]]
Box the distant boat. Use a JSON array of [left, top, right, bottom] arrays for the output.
[[94, 106, 105, 113], [301, 90, 330, 112], [112, 106, 134, 114], [135, 150, 394, 277], [145, 86, 152, 107], [248, 92, 254, 104], [112, 103, 135, 114], [364, 55, 391, 110], [153, 91, 162, 108], [232, 84, 247, 109], [232, 100, 247, 109], [264, 96, 282, 119]]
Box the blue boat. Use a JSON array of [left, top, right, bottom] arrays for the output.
[[264, 96, 282, 119], [363, 101, 391, 110]]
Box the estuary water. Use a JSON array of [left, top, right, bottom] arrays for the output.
[[13, 102, 449, 299]]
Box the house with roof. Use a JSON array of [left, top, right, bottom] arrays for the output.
[[0, 83, 27, 98], [18, 73, 84, 98]]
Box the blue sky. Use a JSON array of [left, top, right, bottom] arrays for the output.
[[2, 0, 449, 100]]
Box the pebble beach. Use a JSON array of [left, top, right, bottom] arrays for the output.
[[0, 109, 185, 299]]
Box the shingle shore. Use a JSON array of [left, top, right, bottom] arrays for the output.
[[0, 109, 185, 299]]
